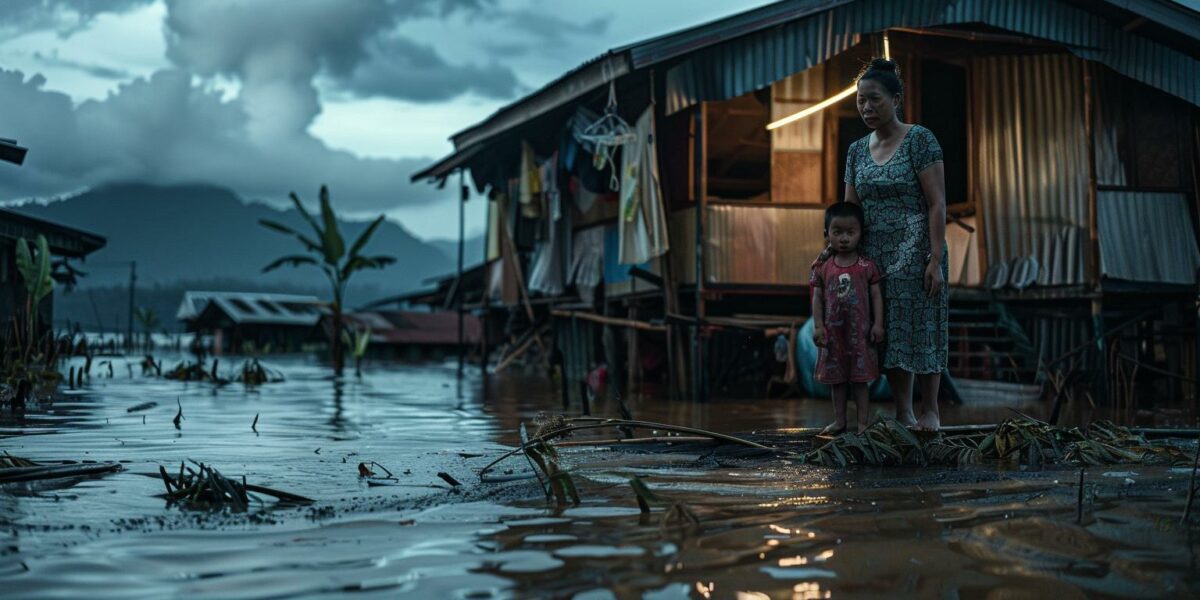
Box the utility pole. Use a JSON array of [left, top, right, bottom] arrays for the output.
[[126, 261, 136, 351], [457, 171, 467, 381]]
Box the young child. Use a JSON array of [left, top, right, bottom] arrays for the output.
[[810, 202, 884, 435]]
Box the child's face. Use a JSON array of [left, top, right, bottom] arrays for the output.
[[827, 216, 862, 254]]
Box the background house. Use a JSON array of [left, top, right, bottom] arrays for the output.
[[176, 291, 323, 353], [1, 208, 105, 334]]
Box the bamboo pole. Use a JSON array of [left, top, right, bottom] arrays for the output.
[[550, 309, 665, 332]]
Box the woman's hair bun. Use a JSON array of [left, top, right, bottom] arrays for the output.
[[868, 58, 898, 73]]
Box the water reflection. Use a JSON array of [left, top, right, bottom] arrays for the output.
[[1, 353, 1197, 598]]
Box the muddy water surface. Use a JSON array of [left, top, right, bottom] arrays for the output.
[[2, 354, 1198, 598]]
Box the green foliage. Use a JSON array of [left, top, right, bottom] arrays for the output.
[[258, 185, 395, 293], [343, 327, 371, 360], [259, 185, 395, 375], [14, 235, 53, 329], [134, 307, 160, 332]]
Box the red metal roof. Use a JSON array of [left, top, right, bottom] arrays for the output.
[[338, 310, 481, 346]]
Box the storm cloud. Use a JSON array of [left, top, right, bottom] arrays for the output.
[[0, 0, 153, 40], [0, 0, 613, 223], [0, 67, 445, 212]]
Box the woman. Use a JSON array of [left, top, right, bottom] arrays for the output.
[[842, 58, 947, 431]]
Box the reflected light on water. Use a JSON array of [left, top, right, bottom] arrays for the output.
[[815, 549, 835, 562], [695, 580, 715, 598], [779, 556, 809, 567], [759, 494, 831, 508], [736, 592, 771, 600], [793, 582, 832, 599]]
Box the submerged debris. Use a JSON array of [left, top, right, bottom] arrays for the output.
[[157, 461, 313, 511], [236, 359, 284, 385], [163, 360, 221, 383], [803, 416, 1194, 468], [0, 452, 121, 483]]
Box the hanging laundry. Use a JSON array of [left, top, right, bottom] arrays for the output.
[[541, 151, 560, 222], [570, 226, 605, 304], [617, 106, 670, 265], [529, 152, 567, 296], [518, 141, 541, 218]]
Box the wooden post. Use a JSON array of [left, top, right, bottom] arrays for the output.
[[456, 170, 466, 381], [480, 197, 493, 376], [1084, 63, 1107, 407], [1083, 62, 1101, 287], [693, 103, 709, 403], [626, 305, 639, 396]]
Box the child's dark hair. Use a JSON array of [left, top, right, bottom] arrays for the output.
[[824, 201, 865, 234], [857, 58, 902, 96]]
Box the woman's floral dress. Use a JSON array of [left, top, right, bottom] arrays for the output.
[[843, 124, 947, 374]]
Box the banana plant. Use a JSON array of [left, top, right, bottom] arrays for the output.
[[15, 235, 53, 337], [134, 307, 160, 350], [259, 186, 394, 376], [342, 327, 371, 377]]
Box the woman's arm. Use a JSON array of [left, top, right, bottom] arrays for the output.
[[918, 162, 946, 298], [844, 183, 859, 205]]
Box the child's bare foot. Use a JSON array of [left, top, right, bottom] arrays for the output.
[[896, 410, 917, 428], [914, 411, 941, 432], [820, 421, 847, 436]]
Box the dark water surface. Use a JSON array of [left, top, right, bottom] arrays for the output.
[[2, 354, 1198, 598]]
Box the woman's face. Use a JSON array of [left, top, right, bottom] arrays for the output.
[[856, 78, 899, 129]]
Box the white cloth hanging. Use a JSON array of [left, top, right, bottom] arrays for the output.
[[529, 152, 566, 296], [617, 106, 670, 265], [570, 226, 604, 303]]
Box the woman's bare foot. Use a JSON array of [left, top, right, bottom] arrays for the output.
[[914, 411, 941, 432], [820, 421, 847, 436], [896, 411, 917, 428]]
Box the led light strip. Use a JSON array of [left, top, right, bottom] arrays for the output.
[[766, 32, 891, 130]]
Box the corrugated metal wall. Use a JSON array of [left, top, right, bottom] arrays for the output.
[[973, 54, 1089, 286], [1092, 65, 1127, 187], [705, 205, 826, 285], [1098, 191, 1200, 284], [665, 0, 1200, 114], [665, 205, 827, 287]]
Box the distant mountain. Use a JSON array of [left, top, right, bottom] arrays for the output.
[[10, 182, 454, 299], [428, 234, 486, 270]]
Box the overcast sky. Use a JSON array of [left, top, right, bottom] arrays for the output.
[[0, 0, 775, 241]]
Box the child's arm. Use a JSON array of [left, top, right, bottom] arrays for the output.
[[869, 281, 884, 344], [811, 287, 826, 347]]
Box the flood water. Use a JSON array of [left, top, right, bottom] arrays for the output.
[[2, 354, 1198, 598]]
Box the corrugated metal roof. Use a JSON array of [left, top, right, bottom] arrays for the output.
[[177, 291, 323, 326], [416, 0, 1200, 183], [624, 0, 853, 68], [0, 207, 107, 257], [340, 311, 481, 346], [664, 0, 1200, 113], [1098, 191, 1200, 284]]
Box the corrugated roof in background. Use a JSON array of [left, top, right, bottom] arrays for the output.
[[177, 291, 323, 325], [1098, 191, 1200, 284]]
